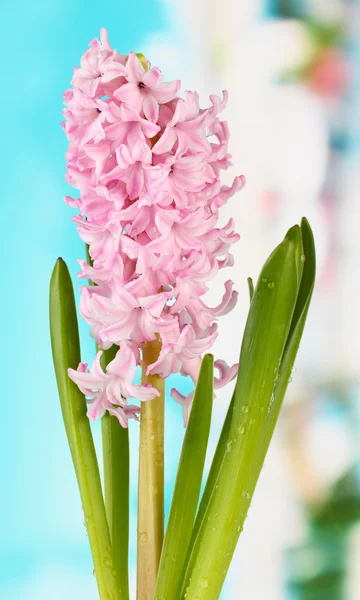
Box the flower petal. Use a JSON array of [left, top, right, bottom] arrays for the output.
[[152, 80, 181, 104], [143, 94, 159, 123]]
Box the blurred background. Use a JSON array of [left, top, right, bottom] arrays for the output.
[[1, 0, 360, 598]]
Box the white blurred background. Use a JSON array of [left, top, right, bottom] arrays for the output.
[[143, 1, 360, 598]]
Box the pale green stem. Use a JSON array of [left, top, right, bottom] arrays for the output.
[[137, 339, 165, 600]]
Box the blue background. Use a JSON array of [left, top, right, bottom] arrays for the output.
[[0, 2, 184, 598]]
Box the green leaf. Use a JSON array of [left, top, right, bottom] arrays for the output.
[[254, 218, 316, 464], [154, 355, 214, 600], [188, 392, 235, 554], [49, 259, 122, 600], [181, 234, 301, 599], [247, 277, 254, 301], [285, 224, 304, 292], [190, 273, 255, 545], [101, 346, 130, 600]]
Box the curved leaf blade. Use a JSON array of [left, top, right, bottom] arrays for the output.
[[256, 217, 316, 459], [154, 355, 214, 600], [181, 236, 299, 599], [49, 259, 121, 600]]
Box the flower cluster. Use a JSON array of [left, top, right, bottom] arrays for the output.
[[64, 29, 245, 426]]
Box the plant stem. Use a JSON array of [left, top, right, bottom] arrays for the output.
[[137, 339, 165, 600]]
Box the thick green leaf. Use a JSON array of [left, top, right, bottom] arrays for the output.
[[191, 272, 255, 547], [101, 346, 130, 600], [181, 235, 300, 599], [254, 217, 316, 464], [188, 392, 235, 554], [154, 355, 214, 600], [49, 259, 121, 600]]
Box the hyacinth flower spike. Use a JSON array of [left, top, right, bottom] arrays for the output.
[[51, 27, 315, 600]]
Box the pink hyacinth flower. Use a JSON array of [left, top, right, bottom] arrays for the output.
[[63, 29, 245, 426]]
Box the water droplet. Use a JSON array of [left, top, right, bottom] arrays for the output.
[[268, 393, 275, 413], [241, 405, 249, 413], [261, 277, 267, 283], [150, 433, 155, 440], [300, 254, 306, 263], [268, 281, 275, 289], [103, 556, 112, 568], [226, 440, 232, 453], [200, 577, 208, 588], [249, 418, 256, 426], [140, 532, 148, 543], [237, 423, 246, 435], [112, 569, 117, 578], [288, 376, 292, 383]]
